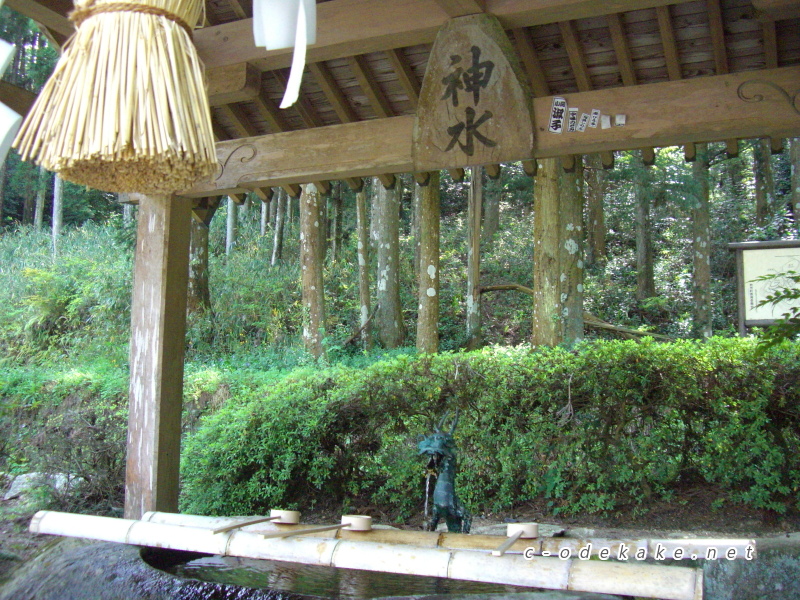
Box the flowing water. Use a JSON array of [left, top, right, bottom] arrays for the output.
[[168, 555, 535, 599]]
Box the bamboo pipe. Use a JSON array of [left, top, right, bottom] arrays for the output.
[[30, 511, 703, 600], [139, 511, 754, 560]]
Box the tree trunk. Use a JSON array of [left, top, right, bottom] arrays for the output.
[[482, 180, 499, 248], [34, 166, 48, 231], [370, 179, 380, 254], [187, 216, 212, 315], [754, 138, 776, 228], [319, 186, 329, 264], [260, 198, 270, 237], [0, 161, 7, 227], [225, 197, 237, 255], [271, 188, 287, 266], [412, 183, 422, 278], [634, 151, 656, 300], [791, 138, 800, 237], [331, 183, 343, 261], [22, 175, 35, 225], [532, 158, 562, 347], [417, 171, 440, 354], [123, 203, 134, 225], [374, 178, 405, 348], [585, 154, 606, 267], [560, 157, 584, 346], [466, 167, 482, 350], [356, 188, 372, 350], [300, 185, 326, 358], [51, 174, 63, 257], [692, 143, 712, 339]]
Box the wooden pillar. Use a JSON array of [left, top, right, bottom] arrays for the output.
[[375, 180, 405, 348], [300, 185, 326, 358], [560, 157, 584, 345], [466, 167, 482, 350], [356, 188, 373, 350], [532, 158, 562, 347], [692, 144, 712, 339], [125, 194, 192, 519], [417, 171, 440, 354]]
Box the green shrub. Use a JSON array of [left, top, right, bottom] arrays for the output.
[[181, 338, 800, 518]]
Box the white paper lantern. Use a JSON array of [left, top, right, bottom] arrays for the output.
[[252, 0, 316, 108]]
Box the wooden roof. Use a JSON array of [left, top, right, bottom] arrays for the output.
[[197, 0, 799, 142]]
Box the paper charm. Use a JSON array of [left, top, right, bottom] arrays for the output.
[[253, 0, 316, 108], [0, 25, 22, 163]]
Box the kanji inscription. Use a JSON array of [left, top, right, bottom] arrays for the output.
[[414, 14, 535, 171]]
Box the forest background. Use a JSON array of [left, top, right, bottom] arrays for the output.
[[1, 6, 800, 551]]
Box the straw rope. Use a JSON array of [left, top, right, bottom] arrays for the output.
[[13, 0, 216, 195]]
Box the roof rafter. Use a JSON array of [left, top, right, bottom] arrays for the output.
[[348, 54, 394, 119], [607, 13, 636, 87], [309, 61, 359, 123], [558, 20, 592, 92], [386, 48, 421, 110], [511, 28, 550, 97], [656, 5, 682, 81]]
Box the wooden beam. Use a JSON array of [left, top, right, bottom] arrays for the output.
[[434, 0, 485, 16], [348, 54, 394, 118], [707, 0, 729, 75], [211, 117, 232, 143], [511, 28, 550, 97], [207, 63, 261, 107], [641, 147, 656, 166], [559, 20, 592, 92], [219, 104, 260, 138], [414, 172, 432, 186], [752, 0, 800, 20], [770, 137, 784, 154], [283, 184, 302, 198], [522, 159, 537, 177], [0, 80, 36, 116], [684, 143, 697, 162], [656, 5, 682, 81], [228, 193, 246, 205], [562, 154, 577, 173], [448, 168, 466, 182], [192, 197, 222, 227], [377, 173, 397, 189], [599, 151, 614, 170], [184, 68, 800, 197], [314, 180, 332, 195], [309, 61, 359, 124], [607, 13, 636, 87], [273, 70, 324, 128], [386, 48, 421, 109], [227, 0, 248, 19], [252, 94, 290, 133], [250, 187, 274, 202], [125, 195, 191, 519], [6, 0, 73, 37], [193, 0, 697, 71], [485, 164, 502, 179], [345, 177, 365, 192], [725, 139, 739, 158], [762, 20, 778, 70]]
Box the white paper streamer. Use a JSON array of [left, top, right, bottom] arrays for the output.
[[0, 36, 21, 163], [252, 0, 316, 109]]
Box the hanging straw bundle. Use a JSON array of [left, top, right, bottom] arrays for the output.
[[13, 0, 216, 195]]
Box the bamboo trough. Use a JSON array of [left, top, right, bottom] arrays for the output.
[[29, 510, 716, 600]]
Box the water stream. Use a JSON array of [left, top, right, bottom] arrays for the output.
[[167, 555, 535, 599]]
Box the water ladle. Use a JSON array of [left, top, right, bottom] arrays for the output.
[[492, 522, 539, 556], [212, 509, 301, 534], [261, 514, 372, 539]]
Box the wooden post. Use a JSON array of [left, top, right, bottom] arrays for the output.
[[692, 144, 712, 339], [417, 171, 440, 354], [51, 174, 63, 257], [466, 166, 482, 350], [300, 185, 326, 358], [532, 158, 562, 347], [375, 180, 406, 348], [356, 188, 373, 350], [125, 194, 192, 519], [560, 157, 584, 345], [792, 138, 800, 237], [225, 196, 237, 255]]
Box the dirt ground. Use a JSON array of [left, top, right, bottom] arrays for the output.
[[3, 483, 799, 587]]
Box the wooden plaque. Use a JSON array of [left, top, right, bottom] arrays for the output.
[[414, 14, 535, 171]]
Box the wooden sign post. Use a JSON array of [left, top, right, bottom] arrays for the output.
[[414, 14, 535, 172]]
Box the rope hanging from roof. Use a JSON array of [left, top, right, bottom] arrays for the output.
[[13, 0, 216, 195]]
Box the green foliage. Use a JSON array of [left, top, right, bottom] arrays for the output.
[[181, 339, 800, 518], [755, 270, 800, 352]]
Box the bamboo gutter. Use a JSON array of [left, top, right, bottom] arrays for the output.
[[30, 510, 709, 600]]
